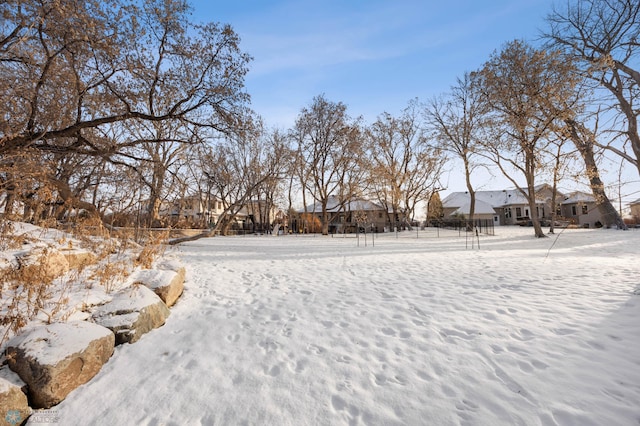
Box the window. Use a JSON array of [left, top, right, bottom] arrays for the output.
[[571, 206, 577, 216], [515, 207, 522, 217], [582, 205, 588, 215]]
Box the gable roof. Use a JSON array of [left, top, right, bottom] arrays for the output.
[[442, 185, 563, 210], [442, 190, 529, 209], [299, 196, 387, 214], [562, 191, 595, 204], [450, 199, 497, 216]]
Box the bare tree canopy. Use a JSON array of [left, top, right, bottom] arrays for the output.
[[0, 0, 251, 157], [425, 73, 485, 223], [544, 0, 640, 174], [366, 99, 445, 228], [293, 94, 362, 235], [476, 40, 581, 237]]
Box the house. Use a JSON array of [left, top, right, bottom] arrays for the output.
[[159, 195, 246, 227], [442, 185, 604, 227], [295, 196, 400, 233], [559, 191, 602, 228], [442, 185, 556, 226], [626, 198, 640, 226], [440, 192, 503, 223]]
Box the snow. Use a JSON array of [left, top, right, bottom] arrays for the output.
[[6, 322, 113, 366], [91, 285, 164, 330], [132, 269, 179, 290], [14, 227, 640, 425], [0, 376, 12, 393]]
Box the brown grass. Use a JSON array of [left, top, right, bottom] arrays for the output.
[[0, 220, 171, 345]]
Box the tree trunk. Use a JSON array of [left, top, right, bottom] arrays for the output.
[[525, 183, 546, 238], [549, 183, 558, 234], [321, 208, 329, 235], [565, 119, 627, 230], [464, 157, 476, 230]]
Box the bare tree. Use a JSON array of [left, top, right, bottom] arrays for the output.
[[545, 0, 640, 175], [426, 73, 486, 225], [544, 133, 574, 234], [1, 0, 250, 223], [254, 129, 294, 233], [292, 95, 362, 235], [125, 120, 194, 227], [365, 100, 445, 230], [476, 40, 581, 238], [198, 117, 289, 236], [1, 0, 250, 154]]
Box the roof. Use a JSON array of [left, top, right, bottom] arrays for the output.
[[299, 196, 387, 214], [562, 191, 595, 204], [442, 185, 564, 210], [442, 189, 529, 209], [450, 199, 497, 216]]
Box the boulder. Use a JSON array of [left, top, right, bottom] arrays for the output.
[[16, 247, 69, 281], [132, 268, 185, 307], [92, 285, 170, 345], [60, 249, 97, 270], [5, 322, 114, 409], [0, 377, 31, 426]]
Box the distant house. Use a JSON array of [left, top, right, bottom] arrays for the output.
[[295, 196, 400, 233], [627, 198, 640, 225], [441, 192, 506, 224], [442, 185, 604, 227], [159, 195, 245, 227], [559, 191, 602, 228]]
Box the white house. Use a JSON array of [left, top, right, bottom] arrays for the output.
[[442, 185, 604, 227]]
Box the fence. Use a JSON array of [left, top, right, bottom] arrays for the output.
[[432, 218, 495, 236]]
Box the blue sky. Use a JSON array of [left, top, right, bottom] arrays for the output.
[[187, 1, 640, 204], [191, 0, 554, 130]]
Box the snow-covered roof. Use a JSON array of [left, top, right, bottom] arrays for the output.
[[442, 189, 529, 209], [562, 191, 595, 204], [442, 185, 562, 210], [300, 196, 387, 213], [450, 199, 498, 216]]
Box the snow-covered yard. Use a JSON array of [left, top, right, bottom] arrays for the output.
[[32, 228, 640, 425]]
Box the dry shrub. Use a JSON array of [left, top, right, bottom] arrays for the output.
[[0, 220, 35, 250], [0, 250, 57, 345], [135, 230, 169, 269], [299, 213, 322, 233], [0, 216, 173, 345], [88, 259, 130, 294]]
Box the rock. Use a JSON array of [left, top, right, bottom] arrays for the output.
[[132, 268, 185, 307], [5, 322, 114, 409], [0, 377, 31, 426], [92, 285, 170, 345], [16, 247, 69, 281], [59, 249, 97, 270], [155, 258, 184, 273]]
